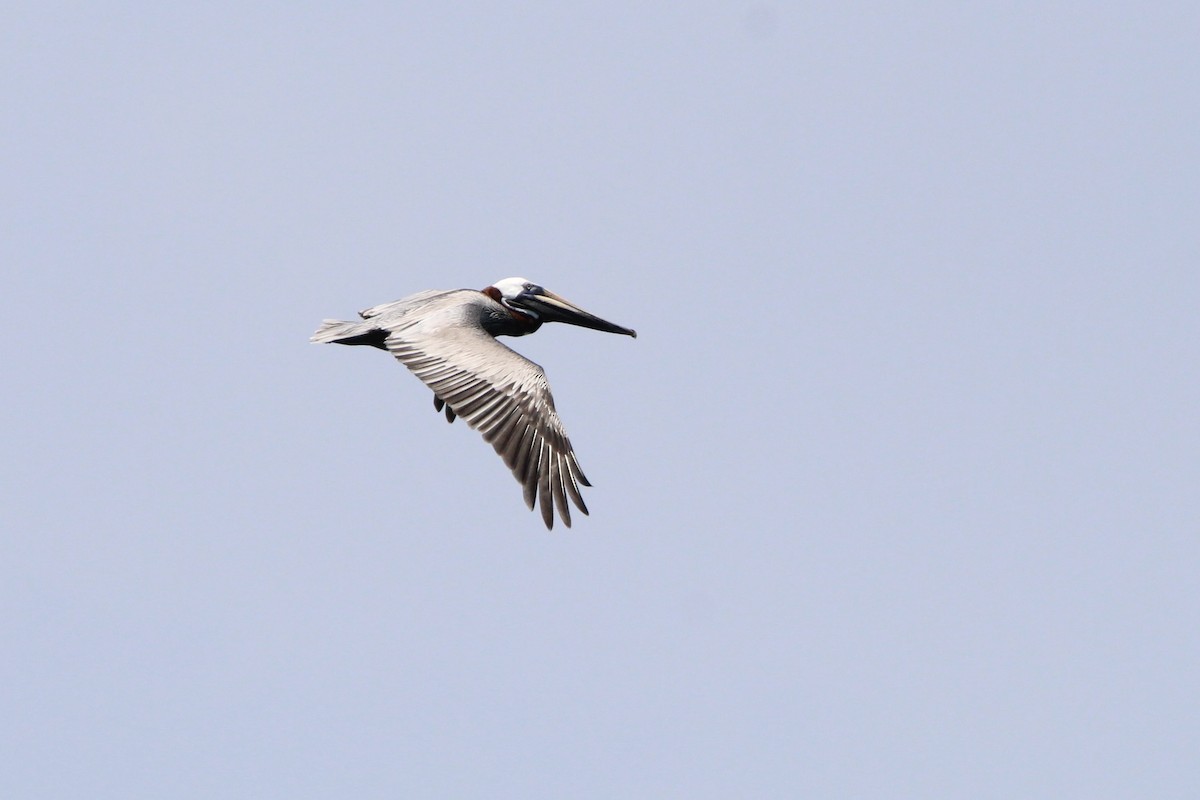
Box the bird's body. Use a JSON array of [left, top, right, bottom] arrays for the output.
[[312, 279, 636, 529]]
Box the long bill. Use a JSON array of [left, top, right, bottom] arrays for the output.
[[525, 290, 637, 337]]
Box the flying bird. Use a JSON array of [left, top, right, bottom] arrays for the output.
[[311, 278, 637, 529]]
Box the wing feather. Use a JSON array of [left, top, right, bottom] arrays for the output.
[[383, 306, 590, 529]]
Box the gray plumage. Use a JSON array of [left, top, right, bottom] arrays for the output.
[[312, 280, 636, 529]]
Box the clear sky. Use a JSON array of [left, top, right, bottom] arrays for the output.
[[4, 2, 1198, 797]]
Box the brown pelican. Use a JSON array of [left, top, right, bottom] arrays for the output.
[[312, 278, 637, 529]]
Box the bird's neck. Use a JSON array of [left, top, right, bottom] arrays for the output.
[[480, 288, 543, 337]]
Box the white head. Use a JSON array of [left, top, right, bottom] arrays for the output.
[[491, 277, 540, 303]]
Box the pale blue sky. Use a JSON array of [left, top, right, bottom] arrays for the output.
[[4, 2, 1198, 797]]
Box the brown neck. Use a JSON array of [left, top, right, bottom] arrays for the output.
[[481, 287, 543, 336]]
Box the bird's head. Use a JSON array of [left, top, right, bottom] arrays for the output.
[[487, 278, 637, 338]]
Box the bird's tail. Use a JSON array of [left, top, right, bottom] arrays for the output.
[[310, 319, 388, 348]]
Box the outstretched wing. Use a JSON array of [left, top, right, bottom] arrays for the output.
[[385, 323, 591, 529]]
